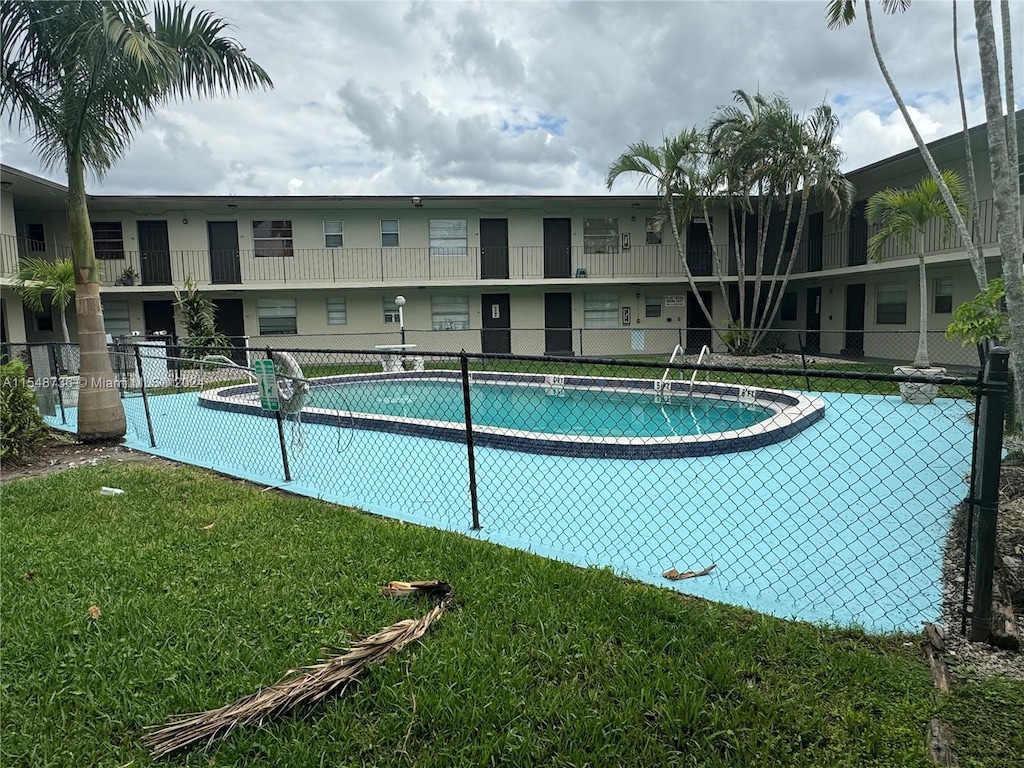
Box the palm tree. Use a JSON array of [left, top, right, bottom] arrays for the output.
[[707, 91, 853, 350], [605, 130, 721, 328], [1, 0, 272, 441], [826, 0, 990, 293], [13, 257, 75, 346], [867, 170, 971, 368]]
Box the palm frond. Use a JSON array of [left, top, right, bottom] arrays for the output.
[[13, 257, 75, 311], [145, 581, 453, 759]]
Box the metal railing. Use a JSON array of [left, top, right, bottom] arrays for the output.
[[0, 198, 1001, 286]]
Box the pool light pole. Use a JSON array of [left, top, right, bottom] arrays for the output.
[[395, 295, 406, 346]]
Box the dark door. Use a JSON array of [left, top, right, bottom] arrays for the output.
[[481, 293, 511, 353], [848, 201, 868, 267], [543, 218, 571, 279], [805, 287, 821, 354], [138, 220, 172, 285], [143, 300, 175, 336], [480, 218, 509, 279], [686, 291, 713, 353], [844, 283, 866, 357], [208, 221, 241, 284], [544, 292, 573, 356], [212, 298, 247, 364], [686, 219, 714, 276], [808, 212, 824, 272]]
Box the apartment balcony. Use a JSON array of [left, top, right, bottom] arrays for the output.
[[0, 238, 723, 288], [0, 195, 1003, 289], [790, 197, 1001, 274]]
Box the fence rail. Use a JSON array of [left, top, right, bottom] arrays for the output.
[[3, 338, 1009, 639]]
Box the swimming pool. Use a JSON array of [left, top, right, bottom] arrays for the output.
[[199, 371, 826, 458]]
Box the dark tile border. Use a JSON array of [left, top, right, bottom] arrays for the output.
[[200, 372, 825, 460]]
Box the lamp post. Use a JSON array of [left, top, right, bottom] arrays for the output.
[[395, 295, 406, 346]]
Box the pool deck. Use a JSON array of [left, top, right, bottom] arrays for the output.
[[45, 388, 974, 633]]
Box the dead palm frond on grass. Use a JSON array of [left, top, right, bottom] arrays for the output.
[[144, 581, 453, 760]]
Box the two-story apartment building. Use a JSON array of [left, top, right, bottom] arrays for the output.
[[1, 114, 1020, 366]]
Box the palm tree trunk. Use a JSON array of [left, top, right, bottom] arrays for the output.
[[975, 0, 1024, 427], [954, 0, 985, 265], [67, 148, 127, 441], [666, 194, 714, 330], [752, 188, 811, 351], [999, 0, 1019, 232], [864, 0, 989, 292], [700, 199, 732, 316], [914, 236, 930, 368]]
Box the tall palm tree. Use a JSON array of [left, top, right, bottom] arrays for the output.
[[1, 1, 272, 441], [605, 130, 721, 328], [13, 257, 76, 346], [708, 91, 853, 350], [826, 0, 990, 293], [866, 169, 971, 368]]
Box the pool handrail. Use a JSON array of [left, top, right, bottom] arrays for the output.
[[198, 355, 258, 384], [688, 345, 712, 397]]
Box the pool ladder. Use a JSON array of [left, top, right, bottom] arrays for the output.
[[655, 344, 711, 403]]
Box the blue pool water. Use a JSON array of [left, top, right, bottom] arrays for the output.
[[307, 379, 772, 438], [46, 390, 974, 633]]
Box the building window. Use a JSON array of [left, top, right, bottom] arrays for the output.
[[91, 222, 125, 260], [381, 219, 399, 248], [933, 277, 954, 314], [25, 223, 45, 252], [584, 218, 619, 254], [645, 217, 662, 245], [383, 297, 401, 324], [101, 300, 131, 337], [781, 292, 798, 322], [326, 296, 347, 325], [876, 284, 907, 325], [324, 219, 343, 248], [252, 220, 294, 257], [429, 219, 468, 256], [431, 295, 469, 330], [257, 297, 297, 334], [584, 293, 620, 328], [645, 294, 662, 318]]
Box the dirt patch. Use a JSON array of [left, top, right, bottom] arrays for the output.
[[0, 434, 175, 485], [941, 459, 1024, 681]]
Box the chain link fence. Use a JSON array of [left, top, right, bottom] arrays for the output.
[[2, 337, 1008, 637]]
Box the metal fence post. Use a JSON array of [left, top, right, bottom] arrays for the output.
[[133, 344, 157, 448], [267, 347, 292, 483], [460, 351, 481, 530], [50, 343, 66, 425], [970, 346, 1008, 642]]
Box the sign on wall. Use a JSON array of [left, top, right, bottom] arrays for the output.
[[665, 295, 685, 307], [621, 306, 631, 325]]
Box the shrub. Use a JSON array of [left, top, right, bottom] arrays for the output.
[[174, 277, 231, 363], [720, 322, 753, 354], [1, 360, 48, 462]]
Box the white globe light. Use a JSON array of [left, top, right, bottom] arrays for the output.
[[395, 295, 406, 307]]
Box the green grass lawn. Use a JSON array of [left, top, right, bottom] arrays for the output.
[[1, 463, 1016, 767]]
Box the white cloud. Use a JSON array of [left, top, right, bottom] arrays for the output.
[[2, 0, 1020, 196]]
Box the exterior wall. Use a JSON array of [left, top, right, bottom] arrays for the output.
[[1, 190, 16, 236]]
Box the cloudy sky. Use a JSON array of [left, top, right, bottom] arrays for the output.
[[1, 0, 1021, 197]]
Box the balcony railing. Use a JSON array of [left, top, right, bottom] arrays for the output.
[[790, 197, 1002, 273], [0, 196, 1005, 287]]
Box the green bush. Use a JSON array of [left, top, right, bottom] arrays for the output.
[[1, 360, 48, 462]]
